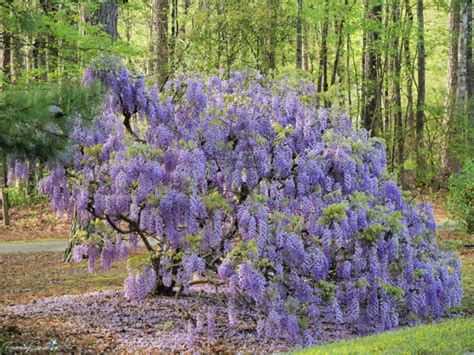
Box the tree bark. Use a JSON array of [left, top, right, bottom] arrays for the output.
[[466, 0, 473, 153], [331, 1, 347, 87], [0, 2, 11, 225], [441, 0, 461, 174], [361, 0, 382, 136], [392, 0, 404, 183], [415, 0, 426, 179], [1, 153, 9, 226], [317, 0, 329, 102], [89, 1, 120, 41], [152, 0, 170, 87], [459, 0, 473, 157], [266, 0, 279, 72], [296, 0, 303, 70], [403, 0, 415, 153]]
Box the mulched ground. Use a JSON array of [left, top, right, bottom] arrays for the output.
[[0, 289, 355, 352], [0, 203, 69, 243]]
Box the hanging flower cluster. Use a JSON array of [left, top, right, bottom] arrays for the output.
[[39, 60, 462, 345]]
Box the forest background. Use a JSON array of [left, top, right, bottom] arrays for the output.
[[0, 0, 472, 204]]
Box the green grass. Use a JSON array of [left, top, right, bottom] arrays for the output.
[[296, 317, 474, 354]]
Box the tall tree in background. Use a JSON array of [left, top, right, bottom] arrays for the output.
[[317, 0, 329, 98], [153, 0, 169, 86], [265, 0, 279, 72], [0, 0, 12, 225], [296, 0, 303, 69], [459, 0, 473, 157], [442, 0, 461, 174], [361, 0, 382, 135], [415, 0, 426, 179], [403, 0, 415, 152], [391, 0, 404, 182]]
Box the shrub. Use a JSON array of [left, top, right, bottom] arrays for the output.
[[447, 161, 474, 233], [33, 61, 461, 346]]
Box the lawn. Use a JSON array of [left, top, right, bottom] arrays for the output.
[[297, 317, 474, 354]]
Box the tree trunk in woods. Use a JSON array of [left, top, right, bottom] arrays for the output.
[[89, 1, 119, 41], [459, 0, 473, 158], [0, 2, 11, 225], [317, 0, 329, 97], [403, 0, 415, 154], [266, 0, 279, 72], [415, 0, 426, 180], [346, 33, 352, 113], [153, 0, 170, 87], [466, 0, 473, 152], [0, 154, 9, 226], [392, 0, 404, 184], [331, 1, 347, 87], [170, 0, 178, 71], [303, 23, 309, 72], [361, 0, 382, 136], [296, 0, 303, 70], [148, 11, 156, 74], [441, 0, 461, 175]]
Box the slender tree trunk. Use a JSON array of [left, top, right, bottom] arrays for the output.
[[403, 0, 415, 153], [0, 2, 11, 225], [392, 0, 404, 184], [304, 22, 309, 71], [466, 0, 473, 152], [346, 33, 353, 114], [415, 0, 426, 180], [331, 0, 347, 87], [317, 0, 329, 103], [361, 0, 382, 136], [267, 0, 279, 72], [459, 0, 473, 157], [153, 0, 170, 87], [296, 0, 303, 69], [170, 0, 178, 71], [148, 10, 156, 74], [1, 153, 9, 226], [441, 0, 461, 174]]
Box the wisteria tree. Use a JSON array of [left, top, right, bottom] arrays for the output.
[[33, 59, 461, 345]]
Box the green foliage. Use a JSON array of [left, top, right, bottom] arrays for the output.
[[202, 190, 230, 212], [0, 82, 104, 161], [126, 254, 153, 273], [318, 203, 348, 224], [5, 184, 45, 208], [447, 161, 474, 233], [316, 280, 337, 302], [227, 239, 258, 262], [272, 122, 295, 144], [359, 223, 386, 244], [379, 279, 405, 300], [295, 317, 474, 354]]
